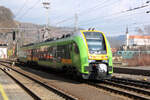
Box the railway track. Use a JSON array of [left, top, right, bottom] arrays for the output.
[[86, 78, 150, 100], [1, 60, 150, 100], [0, 62, 78, 100], [0, 63, 126, 100], [110, 77, 150, 89], [114, 67, 150, 76]]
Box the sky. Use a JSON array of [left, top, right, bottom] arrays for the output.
[[0, 0, 150, 36]]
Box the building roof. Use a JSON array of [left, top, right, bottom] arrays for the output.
[[129, 35, 150, 39]]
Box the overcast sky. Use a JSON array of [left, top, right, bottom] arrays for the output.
[[0, 0, 150, 35]]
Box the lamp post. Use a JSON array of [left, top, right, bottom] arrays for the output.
[[42, 0, 50, 27], [42, 0, 50, 40]]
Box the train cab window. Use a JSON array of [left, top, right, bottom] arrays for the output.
[[83, 32, 106, 54]]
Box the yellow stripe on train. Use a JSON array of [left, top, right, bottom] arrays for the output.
[[88, 55, 108, 60]]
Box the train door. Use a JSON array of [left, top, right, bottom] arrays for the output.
[[71, 43, 81, 70], [31, 49, 34, 61]]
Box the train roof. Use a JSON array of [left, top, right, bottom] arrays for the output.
[[21, 30, 105, 48], [22, 32, 75, 48]]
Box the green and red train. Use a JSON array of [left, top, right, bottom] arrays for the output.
[[18, 29, 113, 80]]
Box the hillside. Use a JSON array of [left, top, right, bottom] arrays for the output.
[[18, 23, 75, 45], [0, 6, 17, 44], [0, 6, 16, 33]]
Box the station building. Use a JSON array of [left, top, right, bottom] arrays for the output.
[[0, 43, 8, 59], [128, 35, 150, 46]]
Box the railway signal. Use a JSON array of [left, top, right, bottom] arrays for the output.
[[13, 31, 16, 41]]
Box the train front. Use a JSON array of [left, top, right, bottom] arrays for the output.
[[81, 30, 113, 80]]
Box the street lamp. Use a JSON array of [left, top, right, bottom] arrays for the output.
[[42, 0, 50, 27], [42, 0, 50, 40]]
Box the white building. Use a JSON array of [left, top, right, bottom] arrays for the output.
[[0, 47, 7, 59], [128, 35, 150, 46]]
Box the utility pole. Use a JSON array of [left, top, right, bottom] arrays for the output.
[[126, 26, 129, 51], [74, 13, 78, 32], [126, 26, 129, 46], [42, 0, 50, 27], [16, 23, 20, 57], [42, 0, 50, 40], [74, 1, 80, 32]]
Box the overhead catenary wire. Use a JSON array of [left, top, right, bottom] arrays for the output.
[[55, 0, 150, 29], [55, 0, 143, 27], [78, 0, 108, 14], [54, 0, 120, 25], [53, 0, 108, 23], [78, 10, 146, 27], [17, 0, 40, 20], [78, 3, 150, 27], [15, 0, 28, 18], [91, 0, 150, 21]]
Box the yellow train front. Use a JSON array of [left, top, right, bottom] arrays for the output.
[[79, 30, 113, 80]]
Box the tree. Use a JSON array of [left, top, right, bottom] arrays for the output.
[[144, 25, 150, 34], [135, 27, 144, 34]]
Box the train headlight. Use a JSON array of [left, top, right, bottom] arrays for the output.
[[98, 64, 107, 72], [89, 56, 92, 59], [88, 60, 95, 63], [102, 60, 108, 63]]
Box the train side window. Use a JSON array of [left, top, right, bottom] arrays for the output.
[[63, 45, 70, 59], [67, 45, 71, 59], [73, 43, 79, 54], [57, 45, 64, 58], [53, 46, 57, 58], [69, 44, 72, 51]]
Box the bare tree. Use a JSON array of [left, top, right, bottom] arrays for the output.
[[144, 25, 150, 34], [135, 27, 144, 34]]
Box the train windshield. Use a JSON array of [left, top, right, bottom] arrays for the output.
[[83, 32, 106, 54]]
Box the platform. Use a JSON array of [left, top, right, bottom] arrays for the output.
[[0, 67, 33, 100]]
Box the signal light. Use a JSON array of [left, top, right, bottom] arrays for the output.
[[13, 31, 16, 40]]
